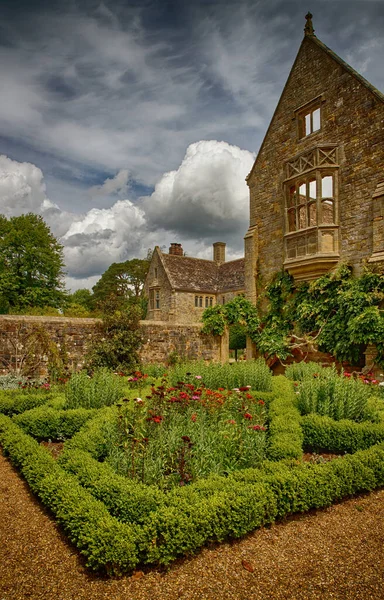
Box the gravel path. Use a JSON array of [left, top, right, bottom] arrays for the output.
[[1, 451, 383, 600]]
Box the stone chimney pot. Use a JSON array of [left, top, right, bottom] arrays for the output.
[[169, 243, 183, 256], [213, 242, 226, 264]]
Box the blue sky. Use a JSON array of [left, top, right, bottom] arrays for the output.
[[1, 0, 383, 290]]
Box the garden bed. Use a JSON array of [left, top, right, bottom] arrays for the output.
[[0, 361, 384, 576]]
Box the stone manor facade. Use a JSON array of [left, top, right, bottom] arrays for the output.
[[144, 243, 244, 323], [244, 13, 384, 304], [146, 14, 384, 327]]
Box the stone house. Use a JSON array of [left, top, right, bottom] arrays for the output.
[[144, 242, 244, 323], [244, 13, 384, 304]]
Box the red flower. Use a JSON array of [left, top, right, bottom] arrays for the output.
[[227, 419, 236, 425], [152, 415, 163, 424], [246, 393, 253, 399], [248, 424, 261, 430], [258, 400, 265, 406], [191, 413, 197, 422], [244, 412, 252, 420]]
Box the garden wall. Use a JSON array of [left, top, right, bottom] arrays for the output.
[[0, 316, 225, 375]]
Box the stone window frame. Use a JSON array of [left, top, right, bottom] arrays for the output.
[[283, 145, 340, 279], [195, 295, 214, 308], [284, 168, 339, 261], [295, 94, 325, 140], [149, 287, 161, 310]]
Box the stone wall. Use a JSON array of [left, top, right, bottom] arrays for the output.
[[0, 315, 98, 375], [0, 315, 225, 375], [140, 321, 227, 364]]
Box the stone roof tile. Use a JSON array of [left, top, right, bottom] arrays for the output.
[[160, 253, 244, 293], [218, 259, 245, 292]]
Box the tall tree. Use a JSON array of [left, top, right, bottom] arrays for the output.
[[92, 256, 150, 312], [0, 213, 67, 312]]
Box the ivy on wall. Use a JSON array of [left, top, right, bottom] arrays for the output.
[[202, 265, 384, 366]]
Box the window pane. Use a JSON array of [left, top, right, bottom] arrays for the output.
[[298, 206, 306, 229], [308, 202, 317, 226], [286, 239, 296, 259], [288, 208, 296, 232], [322, 200, 334, 224], [305, 113, 311, 135], [205, 297, 209, 308], [312, 108, 321, 131], [322, 175, 333, 198], [309, 179, 316, 200], [299, 183, 306, 198], [195, 296, 198, 307]]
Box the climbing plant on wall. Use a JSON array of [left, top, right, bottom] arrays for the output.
[[202, 265, 384, 366]]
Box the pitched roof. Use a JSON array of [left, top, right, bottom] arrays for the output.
[[219, 258, 245, 292], [159, 252, 244, 293]]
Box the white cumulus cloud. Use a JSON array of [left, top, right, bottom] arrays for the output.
[[62, 200, 147, 278], [0, 139, 255, 289], [0, 155, 48, 216], [88, 168, 130, 197], [142, 140, 255, 242]]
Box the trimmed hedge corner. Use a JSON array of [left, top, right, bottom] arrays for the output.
[[301, 413, 384, 454], [13, 406, 98, 441]]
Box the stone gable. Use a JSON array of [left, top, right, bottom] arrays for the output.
[[245, 16, 384, 302], [145, 244, 244, 323]]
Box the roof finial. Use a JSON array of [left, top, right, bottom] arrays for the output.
[[304, 12, 315, 36]]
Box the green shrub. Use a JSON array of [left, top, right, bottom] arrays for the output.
[[285, 361, 331, 381], [297, 375, 374, 422], [1, 411, 384, 574], [167, 358, 272, 392], [0, 390, 52, 416], [0, 374, 28, 390], [13, 406, 98, 441], [267, 376, 303, 460], [63, 406, 116, 459], [58, 448, 165, 524], [143, 482, 277, 565], [0, 415, 139, 574], [301, 413, 384, 453], [65, 368, 124, 409]]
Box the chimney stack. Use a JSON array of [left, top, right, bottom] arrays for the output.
[[213, 242, 226, 265], [169, 242, 183, 256]]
